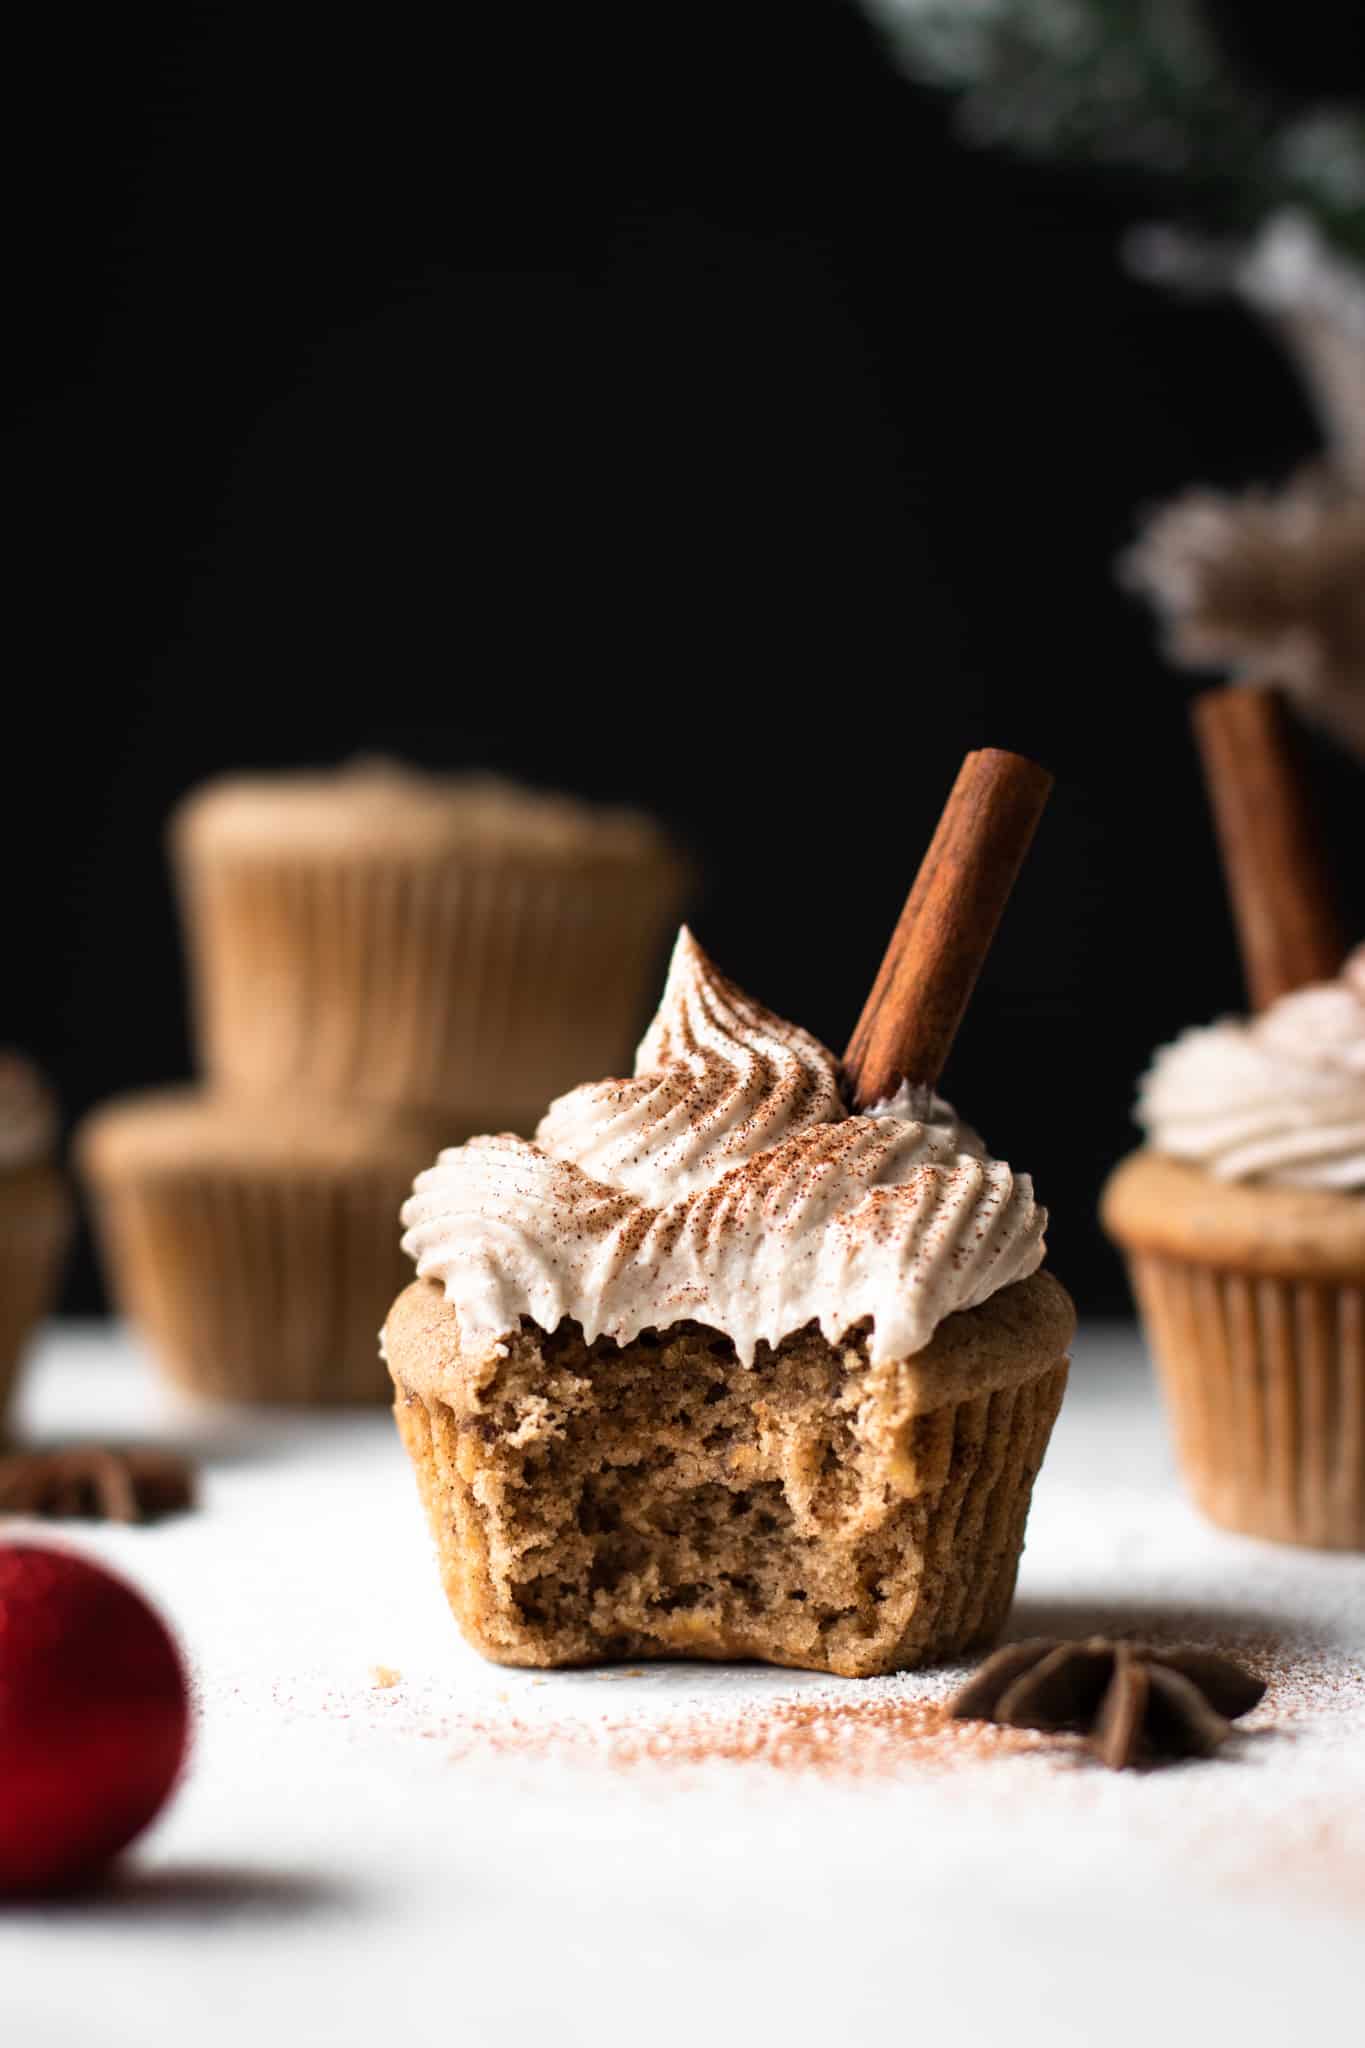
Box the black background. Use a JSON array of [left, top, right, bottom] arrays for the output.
[[6, 2, 1364, 1315]]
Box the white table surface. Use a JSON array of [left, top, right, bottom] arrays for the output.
[[3, 1319, 1364, 2048]]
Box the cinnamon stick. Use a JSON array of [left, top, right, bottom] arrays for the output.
[[1191, 686, 1344, 1011], [843, 748, 1053, 1109]]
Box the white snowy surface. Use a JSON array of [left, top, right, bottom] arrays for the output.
[[3, 1320, 1364, 2048]]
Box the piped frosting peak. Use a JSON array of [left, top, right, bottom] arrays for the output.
[[535, 926, 842, 1202]]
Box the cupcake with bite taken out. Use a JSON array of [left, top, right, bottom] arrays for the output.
[[384, 752, 1074, 1676]]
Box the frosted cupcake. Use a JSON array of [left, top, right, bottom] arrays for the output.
[[385, 929, 1074, 1677], [80, 1090, 450, 1404], [1103, 951, 1365, 1548], [0, 1054, 72, 1433], [172, 764, 688, 1121]]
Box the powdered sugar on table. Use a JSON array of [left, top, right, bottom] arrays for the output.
[[3, 1322, 1362, 2048]]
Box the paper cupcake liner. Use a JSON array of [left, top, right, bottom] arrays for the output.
[[1127, 1251, 1365, 1549], [0, 1165, 72, 1433], [896, 1360, 1071, 1667], [87, 1156, 417, 1406], [177, 849, 687, 1117], [394, 1357, 1069, 1676]]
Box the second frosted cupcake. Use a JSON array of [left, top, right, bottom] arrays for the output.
[[1104, 952, 1365, 1549]]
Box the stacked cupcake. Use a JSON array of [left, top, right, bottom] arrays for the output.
[[81, 765, 687, 1405]]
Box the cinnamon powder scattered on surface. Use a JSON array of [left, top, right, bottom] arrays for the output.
[[443, 1694, 1066, 1777], [429, 1631, 1362, 1784], [263, 1627, 1363, 1806]]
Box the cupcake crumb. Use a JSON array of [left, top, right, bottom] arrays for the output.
[[370, 1664, 402, 1689]]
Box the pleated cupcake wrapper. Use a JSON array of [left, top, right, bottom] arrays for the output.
[[394, 1359, 1069, 1675], [88, 1163, 417, 1405], [1127, 1252, 1365, 1550], [177, 849, 687, 1117], [890, 1361, 1070, 1667], [0, 1170, 72, 1430]]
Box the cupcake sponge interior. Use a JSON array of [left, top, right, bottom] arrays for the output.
[[386, 1272, 1073, 1677]]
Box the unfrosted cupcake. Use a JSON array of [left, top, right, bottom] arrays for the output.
[[0, 1054, 72, 1433], [385, 929, 1073, 1678], [80, 1090, 453, 1404], [172, 764, 687, 1121], [1103, 949, 1365, 1548]]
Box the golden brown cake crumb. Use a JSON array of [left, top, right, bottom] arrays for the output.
[[385, 1272, 1073, 1678]]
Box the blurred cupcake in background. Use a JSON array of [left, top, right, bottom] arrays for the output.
[[1103, 686, 1365, 1550], [0, 1053, 72, 1433], [80, 1092, 451, 1404], [80, 762, 689, 1405], [171, 764, 689, 1126], [1103, 959, 1365, 1552]]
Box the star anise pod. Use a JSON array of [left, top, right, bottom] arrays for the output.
[[949, 1637, 1266, 1770], [0, 1446, 196, 1525]]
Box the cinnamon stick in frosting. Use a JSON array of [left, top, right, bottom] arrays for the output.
[[844, 748, 1053, 1110], [1191, 686, 1344, 1011]]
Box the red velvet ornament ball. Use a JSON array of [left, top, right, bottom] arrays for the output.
[[0, 1543, 190, 1893]]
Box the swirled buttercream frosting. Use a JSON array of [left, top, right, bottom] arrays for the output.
[[0, 1052, 58, 1171], [400, 928, 1046, 1366], [1139, 947, 1365, 1188]]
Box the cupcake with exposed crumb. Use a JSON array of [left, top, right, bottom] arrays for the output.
[[0, 1054, 72, 1432], [386, 926, 1073, 1677], [384, 750, 1072, 1677], [172, 764, 688, 1123]]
